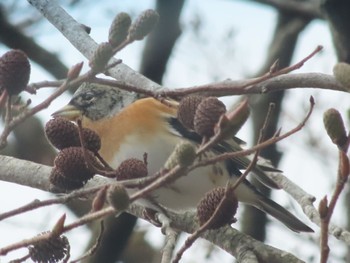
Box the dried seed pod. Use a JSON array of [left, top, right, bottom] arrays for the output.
[[0, 49, 31, 95], [323, 108, 348, 149], [107, 183, 130, 211], [81, 128, 101, 153], [89, 42, 113, 73], [45, 118, 101, 152], [50, 166, 86, 190], [115, 158, 148, 181], [194, 97, 226, 138], [54, 147, 97, 181], [45, 117, 80, 150], [128, 9, 159, 41], [177, 95, 204, 130], [109, 12, 132, 47], [28, 232, 69, 263], [197, 187, 238, 229], [164, 141, 196, 169]]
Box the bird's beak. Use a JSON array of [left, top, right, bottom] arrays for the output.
[[51, 104, 82, 121]]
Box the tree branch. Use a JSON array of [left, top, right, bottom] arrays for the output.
[[27, 0, 160, 96], [247, 0, 323, 19], [1, 155, 350, 258], [0, 155, 305, 262]]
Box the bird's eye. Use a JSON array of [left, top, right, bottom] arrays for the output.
[[83, 92, 95, 104]]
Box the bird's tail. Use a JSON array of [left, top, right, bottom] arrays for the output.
[[256, 197, 313, 233]]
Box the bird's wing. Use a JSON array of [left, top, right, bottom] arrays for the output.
[[166, 117, 281, 189]]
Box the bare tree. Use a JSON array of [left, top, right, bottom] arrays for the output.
[[1, 0, 350, 262]]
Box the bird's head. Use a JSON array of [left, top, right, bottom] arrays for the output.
[[52, 82, 127, 121]]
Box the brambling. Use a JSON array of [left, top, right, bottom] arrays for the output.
[[52, 82, 313, 233]]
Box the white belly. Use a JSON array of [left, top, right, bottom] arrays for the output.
[[111, 133, 257, 211]]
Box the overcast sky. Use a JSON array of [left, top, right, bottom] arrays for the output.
[[0, 0, 347, 262]]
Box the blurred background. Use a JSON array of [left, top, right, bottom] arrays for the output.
[[0, 0, 349, 262]]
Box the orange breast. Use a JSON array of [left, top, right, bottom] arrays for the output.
[[82, 98, 177, 164]]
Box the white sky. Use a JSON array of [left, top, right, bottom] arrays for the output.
[[0, 0, 348, 262]]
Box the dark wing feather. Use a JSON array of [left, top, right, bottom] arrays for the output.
[[167, 117, 281, 189]]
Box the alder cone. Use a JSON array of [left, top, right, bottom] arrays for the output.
[[45, 117, 101, 152], [0, 49, 30, 95], [54, 147, 97, 181], [193, 97, 226, 138], [115, 158, 148, 181], [197, 187, 238, 229], [177, 95, 204, 130]]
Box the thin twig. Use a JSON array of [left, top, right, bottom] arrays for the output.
[[90, 47, 328, 102], [319, 151, 350, 263], [193, 96, 314, 169], [0, 185, 105, 221], [0, 206, 115, 256], [26, 79, 65, 91], [158, 46, 324, 98], [71, 220, 105, 263]]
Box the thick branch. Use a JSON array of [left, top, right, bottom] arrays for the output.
[[0, 155, 305, 262], [27, 0, 160, 94], [248, 0, 323, 19], [1, 155, 350, 251], [160, 72, 347, 98], [322, 0, 350, 62]]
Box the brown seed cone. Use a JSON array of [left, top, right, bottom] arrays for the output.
[[45, 117, 80, 150], [128, 9, 159, 41], [115, 158, 148, 181], [28, 232, 69, 263], [81, 128, 101, 153], [0, 49, 31, 95], [50, 167, 85, 190], [177, 95, 204, 130], [197, 187, 238, 229], [109, 12, 132, 47], [194, 97, 226, 138], [45, 118, 101, 152], [54, 147, 97, 182], [89, 42, 113, 73]]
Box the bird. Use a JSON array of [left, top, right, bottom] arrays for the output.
[[52, 82, 313, 233]]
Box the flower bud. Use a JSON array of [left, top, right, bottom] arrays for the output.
[[333, 62, 350, 91], [164, 141, 197, 169], [323, 108, 348, 149], [109, 12, 132, 47], [107, 183, 130, 212], [128, 9, 159, 41], [89, 42, 113, 73]]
